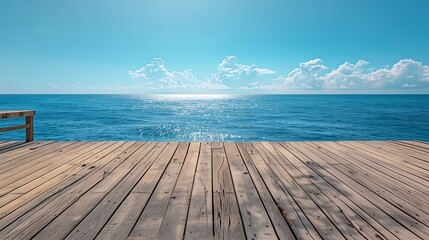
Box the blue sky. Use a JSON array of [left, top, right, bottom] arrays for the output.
[[1, 0, 429, 93]]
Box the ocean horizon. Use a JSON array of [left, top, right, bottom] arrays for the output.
[[1, 94, 428, 142]]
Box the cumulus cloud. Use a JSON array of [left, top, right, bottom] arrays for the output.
[[280, 58, 429, 90], [128, 58, 168, 80], [282, 58, 327, 89], [367, 59, 429, 88], [319, 60, 370, 89], [129, 56, 274, 90], [213, 56, 275, 85], [129, 56, 429, 92], [128, 58, 228, 90]]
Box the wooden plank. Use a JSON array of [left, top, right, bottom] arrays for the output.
[[212, 142, 245, 240], [127, 143, 188, 239], [275, 142, 418, 239], [0, 142, 90, 190], [95, 193, 148, 240], [335, 141, 429, 188], [0, 110, 35, 119], [367, 141, 429, 171], [212, 142, 235, 193], [0, 142, 107, 188], [388, 141, 429, 155], [314, 142, 429, 208], [0, 142, 30, 155], [0, 142, 129, 213], [340, 141, 429, 188], [95, 143, 179, 240], [0, 141, 50, 159], [236, 142, 295, 240], [157, 142, 200, 239], [0, 141, 24, 152], [317, 143, 429, 223], [226, 142, 277, 239], [184, 142, 213, 239], [263, 142, 398, 240], [0, 142, 144, 238], [261, 142, 343, 239], [288, 143, 408, 239], [396, 141, 429, 152], [0, 142, 100, 192], [0, 141, 79, 175], [0, 124, 29, 132], [0, 140, 427, 239], [281, 142, 428, 239], [0, 142, 133, 228], [0, 142, 121, 207], [8, 142, 123, 200], [252, 142, 322, 240], [272, 142, 362, 239], [0, 141, 12, 148], [366, 141, 429, 164], [362, 142, 429, 171], [305, 141, 429, 215], [0, 142, 144, 239], [0, 141, 54, 164], [355, 141, 429, 175], [34, 142, 162, 240], [0, 142, 33, 157]]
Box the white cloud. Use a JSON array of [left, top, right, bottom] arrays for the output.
[[319, 60, 370, 89], [282, 58, 327, 89], [367, 59, 429, 88], [128, 58, 228, 90], [128, 58, 167, 80], [279, 58, 429, 90], [129, 57, 429, 92], [213, 56, 275, 85], [129, 56, 274, 90]]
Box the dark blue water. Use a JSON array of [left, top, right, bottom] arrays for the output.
[[1, 94, 428, 142]]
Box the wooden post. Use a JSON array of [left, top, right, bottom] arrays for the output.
[[25, 115, 34, 142], [0, 110, 35, 142]]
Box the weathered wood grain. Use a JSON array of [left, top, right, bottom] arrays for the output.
[[213, 142, 245, 240], [185, 142, 213, 239], [0, 140, 427, 239]]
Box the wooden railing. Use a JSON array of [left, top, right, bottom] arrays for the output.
[[0, 110, 35, 142]]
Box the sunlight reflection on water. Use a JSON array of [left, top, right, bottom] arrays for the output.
[[144, 94, 240, 101], [1, 94, 428, 142]]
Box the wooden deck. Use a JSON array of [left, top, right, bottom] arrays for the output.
[[0, 141, 428, 239]]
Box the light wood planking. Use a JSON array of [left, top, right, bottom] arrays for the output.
[[226, 142, 277, 239], [127, 142, 187, 239], [0, 142, 143, 238], [157, 142, 200, 239], [237, 142, 295, 240], [185, 142, 213, 239], [0, 140, 428, 239], [284, 142, 427, 239], [0, 141, 54, 164], [212, 142, 245, 240], [34, 142, 159, 240], [94, 142, 170, 240]]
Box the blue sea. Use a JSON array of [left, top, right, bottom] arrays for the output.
[[0, 94, 428, 142]]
